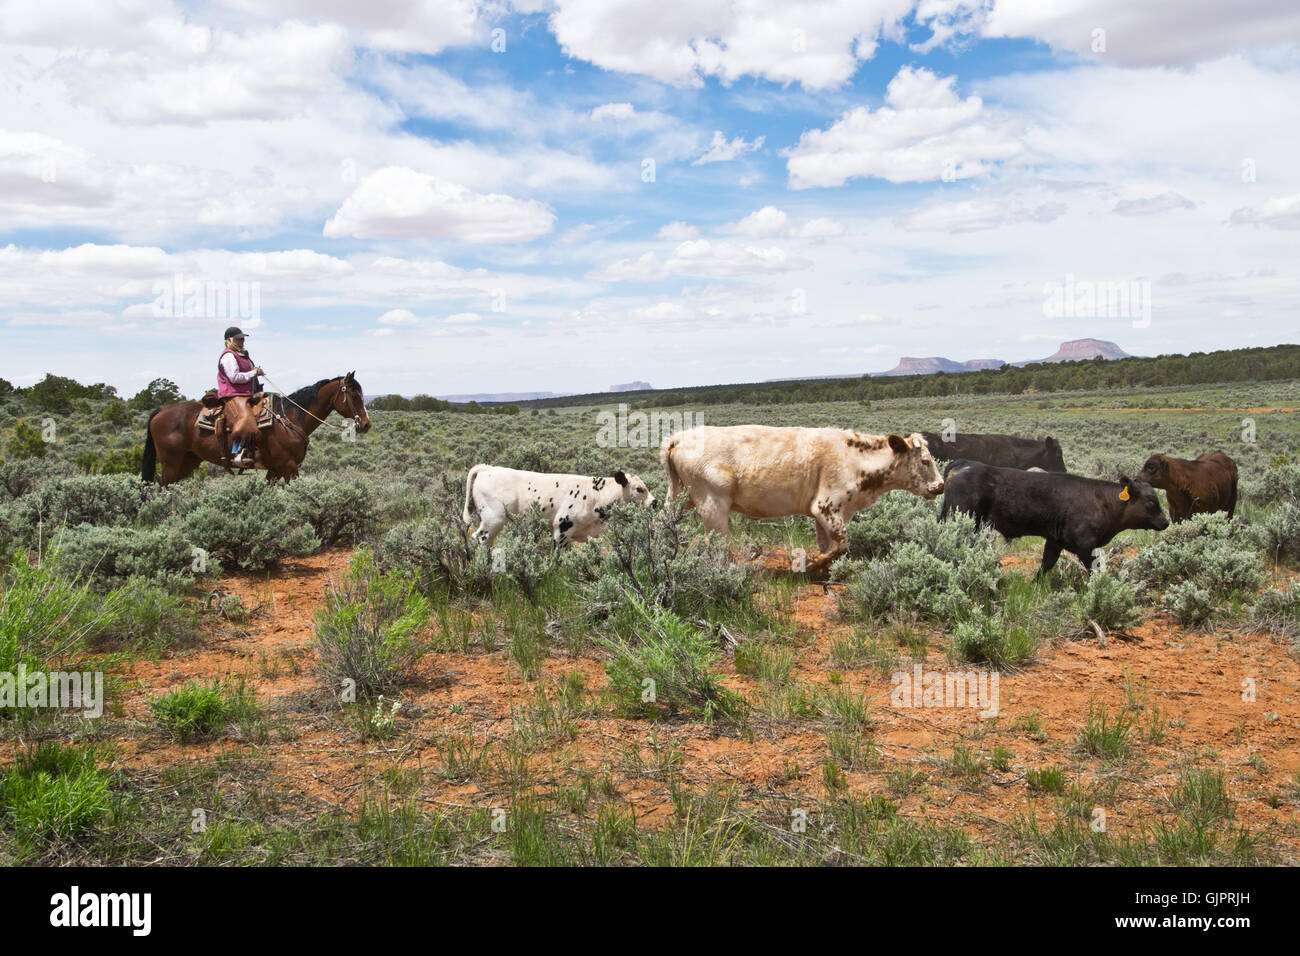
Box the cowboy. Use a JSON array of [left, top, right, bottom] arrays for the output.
[[216, 326, 264, 468]]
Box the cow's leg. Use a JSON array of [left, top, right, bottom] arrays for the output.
[[814, 521, 831, 552], [693, 494, 731, 537], [1226, 485, 1237, 519], [476, 501, 508, 546], [1037, 540, 1063, 576], [810, 508, 847, 570]]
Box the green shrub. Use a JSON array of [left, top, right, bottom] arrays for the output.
[[844, 492, 939, 560], [566, 499, 753, 618], [6, 420, 46, 460], [182, 480, 319, 571], [288, 476, 379, 547], [315, 548, 430, 700], [1163, 580, 1216, 628], [601, 598, 746, 724], [0, 458, 75, 499], [1261, 502, 1300, 564], [1251, 582, 1300, 636], [52, 523, 202, 588], [1077, 573, 1141, 630], [0, 552, 119, 680], [5, 475, 158, 550], [148, 677, 260, 742], [1126, 512, 1265, 601], [841, 513, 1001, 625], [485, 504, 554, 604], [0, 743, 111, 839], [376, 515, 492, 597], [951, 607, 1038, 668]]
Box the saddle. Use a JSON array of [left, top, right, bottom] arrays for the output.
[[197, 390, 274, 433]]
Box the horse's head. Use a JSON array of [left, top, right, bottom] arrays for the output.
[[336, 371, 371, 433]]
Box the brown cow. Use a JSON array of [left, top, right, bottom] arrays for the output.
[[1139, 451, 1238, 522]]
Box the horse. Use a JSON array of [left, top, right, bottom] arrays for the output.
[[142, 372, 371, 486]]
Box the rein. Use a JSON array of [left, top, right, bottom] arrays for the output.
[[261, 375, 355, 433]]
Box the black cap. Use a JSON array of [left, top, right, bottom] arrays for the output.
[[224, 326, 247, 339]]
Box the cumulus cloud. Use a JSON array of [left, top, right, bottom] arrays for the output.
[[732, 205, 789, 237], [693, 130, 765, 165], [323, 166, 556, 242], [729, 205, 846, 239], [1112, 191, 1196, 216], [213, 0, 482, 54], [377, 308, 419, 325], [656, 221, 700, 240], [547, 0, 916, 90], [1228, 193, 1300, 230], [590, 102, 637, 121], [784, 66, 1022, 188], [894, 199, 1066, 233], [590, 239, 807, 281]]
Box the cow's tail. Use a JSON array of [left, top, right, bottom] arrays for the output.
[[660, 436, 684, 501], [462, 465, 483, 525], [141, 408, 160, 484]]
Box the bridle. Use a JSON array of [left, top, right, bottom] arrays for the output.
[[260, 375, 365, 435]]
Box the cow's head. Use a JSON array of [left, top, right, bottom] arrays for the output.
[[1139, 454, 1171, 489], [888, 433, 945, 499], [613, 470, 655, 509], [1117, 474, 1169, 531], [1039, 436, 1067, 473]]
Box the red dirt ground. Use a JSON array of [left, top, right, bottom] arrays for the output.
[[106, 546, 1300, 856]]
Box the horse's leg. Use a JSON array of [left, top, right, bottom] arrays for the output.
[[162, 456, 201, 486]]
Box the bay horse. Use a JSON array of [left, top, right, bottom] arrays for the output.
[[142, 372, 371, 486]]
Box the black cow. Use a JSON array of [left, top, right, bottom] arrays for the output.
[[921, 432, 1066, 472], [939, 460, 1169, 574]]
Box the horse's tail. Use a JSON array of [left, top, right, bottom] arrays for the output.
[[463, 465, 483, 525], [141, 408, 160, 483]]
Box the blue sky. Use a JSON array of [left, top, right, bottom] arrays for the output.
[[2, 0, 1298, 399]]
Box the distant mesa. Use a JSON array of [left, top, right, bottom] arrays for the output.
[[437, 382, 650, 403], [437, 391, 568, 403], [874, 339, 1130, 376], [878, 356, 1005, 377], [1032, 338, 1131, 363]]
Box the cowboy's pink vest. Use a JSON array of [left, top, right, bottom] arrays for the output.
[[217, 348, 255, 398]]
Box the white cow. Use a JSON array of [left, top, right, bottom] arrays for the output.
[[462, 465, 655, 547], [660, 425, 944, 569]]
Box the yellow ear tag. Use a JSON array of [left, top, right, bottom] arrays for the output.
[[1118, 486, 1130, 501]]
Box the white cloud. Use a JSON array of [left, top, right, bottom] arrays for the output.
[[895, 199, 1066, 233], [591, 239, 806, 281], [797, 217, 847, 238], [656, 221, 699, 240], [785, 66, 1022, 188], [213, 0, 482, 54], [323, 166, 556, 242], [694, 130, 765, 165], [378, 308, 419, 325], [732, 205, 789, 237], [590, 102, 637, 121], [980, 0, 1300, 66], [728, 205, 846, 238], [1228, 193, 1300, 230], [1112, 191, 1196, 216], [547, 0, 916, 90]]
